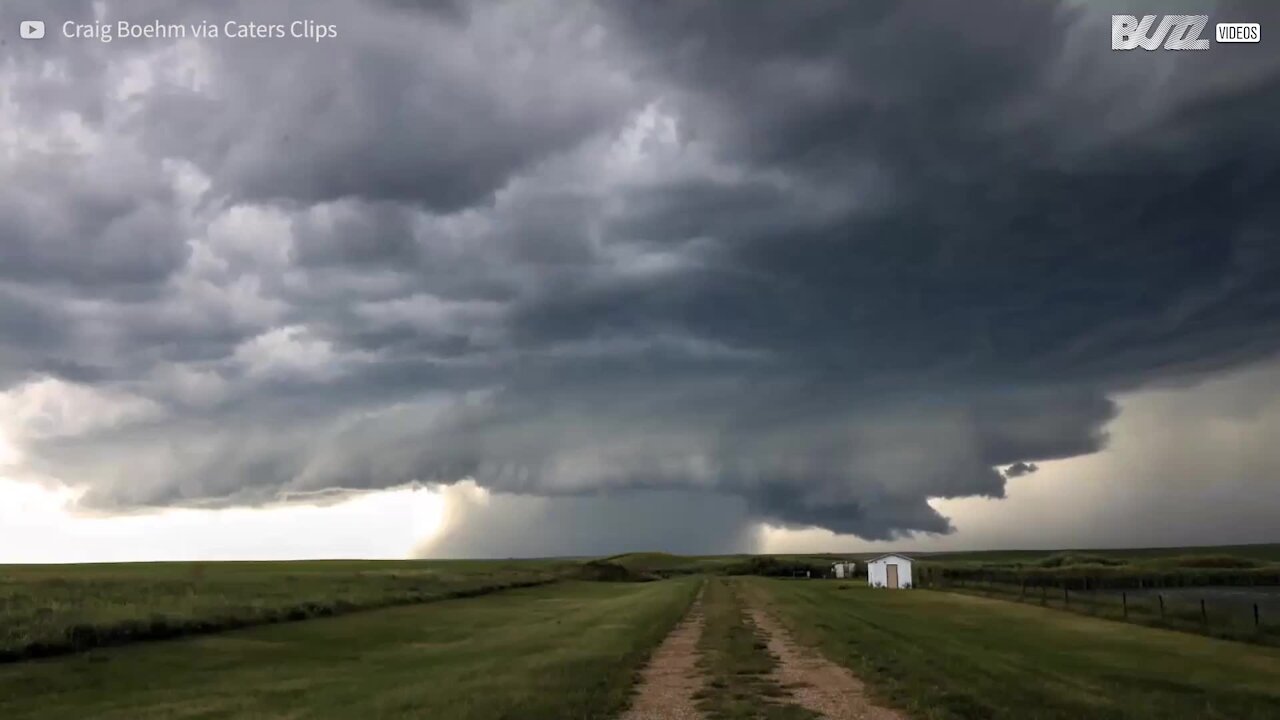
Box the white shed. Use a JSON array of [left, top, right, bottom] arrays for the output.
[[831, 561, 857, 579], [867, 554, 913, 589]]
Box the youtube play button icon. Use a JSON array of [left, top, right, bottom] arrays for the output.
[[20, 20, 46, 39]]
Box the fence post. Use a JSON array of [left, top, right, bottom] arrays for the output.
[[1255, 603, 1261, 629], [1122, 592, 1128, 620], [1200, 599, 1208, 628], [1159, 594, 1165, 619], [1041, 585, 1047, 606], [1064, 586, 1069, 607]]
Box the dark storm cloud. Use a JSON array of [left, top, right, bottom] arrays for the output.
[[289, 201, 422, 269], [0, 151, 189, 288], [1002, 462, 1039, 480], [137, 0, 637, 213], [2, 0, 1279, 548], [599, 0, 1280, 386]]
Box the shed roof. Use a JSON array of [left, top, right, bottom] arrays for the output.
[[866, 553, 914, 563]]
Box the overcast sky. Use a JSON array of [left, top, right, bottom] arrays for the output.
[[1, 0, 1278, 562]]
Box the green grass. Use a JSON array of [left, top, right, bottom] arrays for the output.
[[0, 559, 571, 660], [696, 577, 818, 720], [750, 579, 1280, 719], [0, 578, 700, 719]]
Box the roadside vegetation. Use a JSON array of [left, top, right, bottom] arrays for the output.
[[0, 579, 700, 720], [695, 577, 818, 720], [0, 559, 569, 661], [752, 578, 1280, 720]]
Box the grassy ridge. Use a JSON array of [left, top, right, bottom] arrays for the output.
[[913, 543, 1280, 564], [0, 559, 570, 661], [0, 578, 701, 719], [919, 551, 1280, 589], [751, 579, 1280, 720], [605, 552, 848, 579], [604, 545, 1280, 583], [696, 577, 817, 720], [603, 552, 748, 576]]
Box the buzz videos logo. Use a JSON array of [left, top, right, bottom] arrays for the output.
[[1112, 15, 1261, 50], [1113, 15, 1209, 50]]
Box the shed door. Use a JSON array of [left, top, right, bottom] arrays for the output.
[[886, 564, 899, 589]]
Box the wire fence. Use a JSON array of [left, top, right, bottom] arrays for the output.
[[918, 571, 1280, 645]]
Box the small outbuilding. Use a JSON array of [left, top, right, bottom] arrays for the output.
[[831, 561, 857, 579], [866, 554, 913, 589]]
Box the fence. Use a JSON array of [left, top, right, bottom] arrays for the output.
[[916, 568, 1280, 645]]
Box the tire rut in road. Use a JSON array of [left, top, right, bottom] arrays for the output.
[[747, 603, 906, 720], [620, 590, 707, 720]]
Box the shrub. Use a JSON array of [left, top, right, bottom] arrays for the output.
[[1036, 552, 1126, 568], [1161, 555, 1261, 569], [573, 560, 656, 582], [720, 556, 828, 578]]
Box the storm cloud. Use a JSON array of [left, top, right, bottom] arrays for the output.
[[2, 0, 1279, 546], [1002, 462, 1040, 480]]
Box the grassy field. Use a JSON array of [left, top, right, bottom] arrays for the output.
[[5, 549, 1279, 719], [749, 579, 1280, 719], [0, 559, 570, 661], [0, 578, 700, 720], [695, 577, 816, 719]]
